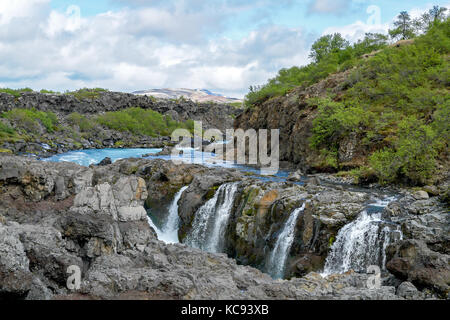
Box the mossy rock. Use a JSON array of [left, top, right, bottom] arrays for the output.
[[205, 185, 220, 200], [0, 148, 12, 154]]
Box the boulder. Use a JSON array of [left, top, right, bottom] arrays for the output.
[[386, 239, 450, 298], [412, 190, 429, 200], [396, 282, 424, 300], [98, 157, 112, 166], [287, 170, 303, 182]]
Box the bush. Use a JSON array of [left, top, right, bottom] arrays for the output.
[[310, 98, 369, 150], [2, 108, 59, 133], [308, 19, 449, 185], [369, 117, 438, 184], [95, 107, 193, 137], [67, 112, 95, 132], [0, 88, 33, 97], [66, 88, 109, 100], [244, 32, 388, 108]]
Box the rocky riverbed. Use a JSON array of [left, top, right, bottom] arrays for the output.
[[0, 154, 448, 300]]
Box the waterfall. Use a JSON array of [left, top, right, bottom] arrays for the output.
[[266, 203, 306, 279], [147, 216, 164, 240], [160, 186, 189, 244], [185, 182, 239, 253], [146, 186, 188, 244], [323, 197, 402, 275]]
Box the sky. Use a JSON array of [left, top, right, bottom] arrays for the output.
[[0, 0, 448, 98]]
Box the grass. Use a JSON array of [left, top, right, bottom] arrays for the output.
[[0, 88, 33, 97], [65, 88, 109, 100]]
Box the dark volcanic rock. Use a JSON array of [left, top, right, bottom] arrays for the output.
[[98, 157, 112, 166], [0, 155, 407, 300]]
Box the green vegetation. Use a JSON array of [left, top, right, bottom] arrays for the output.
[[245, 7, 449, 185], [67, 112, 95, 132], [244, 32, 389, 108], [228, 102, 244, 109], [0, 122, 17, 141], [311, 18, 449, 185], [0, 88, 33, 97], [40, 89, 60, 94], [2, 108, 59, 133], [65, 88, 109, 100], [96, 107, 194, 137]]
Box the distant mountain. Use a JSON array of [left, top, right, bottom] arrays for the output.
[[133, 88, 243, 104]]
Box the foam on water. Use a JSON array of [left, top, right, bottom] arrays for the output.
[[43, 148, 162, 166], [322, 196, 402, 276], [266, 203, 306, 279]]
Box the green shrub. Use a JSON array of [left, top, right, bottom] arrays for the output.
[[369, 117, 438, 184], [0, 88, 33, 97], [310, 98, 369, 150], [2, 108, 59, 133], [306, 18, 449, 185], [66, 88, 109, 100], [95, 107, 193, 137], [244, 32, 388, 108], [40, 89, 60, 94], [67, 112, 95, 132]]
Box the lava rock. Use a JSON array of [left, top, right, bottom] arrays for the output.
[[98, 157, 112, 166]]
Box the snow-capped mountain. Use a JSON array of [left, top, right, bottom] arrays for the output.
[[133, 88, 243, 104]]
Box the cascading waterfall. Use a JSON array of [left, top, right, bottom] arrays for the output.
[[146, 186, 188, 244], [266, 203, 306, 279], [322, 197, 402, 275], [147, 216, 164, 240], [185, 182, 239, 253], [160, 186, 189, 244]]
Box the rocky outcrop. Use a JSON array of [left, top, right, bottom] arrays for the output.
[[384, 195, 450, 297], [0, 155, 409, 300], [234, 70, 357, 173]]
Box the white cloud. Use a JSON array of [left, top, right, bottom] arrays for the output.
[[0, 3, 313, 98], [323, 20, 389, 43], [308, 0, 351, 15], [0, 0, 49, 25]]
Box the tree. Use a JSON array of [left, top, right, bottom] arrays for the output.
[[353, 33, 388, 55], [389, 11, 416, 40], [309, 33, 350, 63], [414, 6, 448, 33], [429, 5, 448, 23]]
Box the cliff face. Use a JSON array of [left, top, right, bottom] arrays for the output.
[[234, 70, 365, 173]]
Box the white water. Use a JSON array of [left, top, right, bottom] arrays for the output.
[[185, 182, 239, 253], [146, 186, 188, 244], [322, 197, 402, 275], [147, 216, 164, 240], [266, 203, 306, 279], [159, 186, 189, 244]]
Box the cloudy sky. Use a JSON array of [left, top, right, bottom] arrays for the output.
[[0, 0, 448, 98]]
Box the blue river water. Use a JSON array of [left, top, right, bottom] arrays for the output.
[[41, 147, 293, 181]]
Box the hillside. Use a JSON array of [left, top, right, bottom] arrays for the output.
[[236, 18, 450, 187]]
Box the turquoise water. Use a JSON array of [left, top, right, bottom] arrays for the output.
[[41, 147, 294, 180], [42, 148, 162, 166]]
